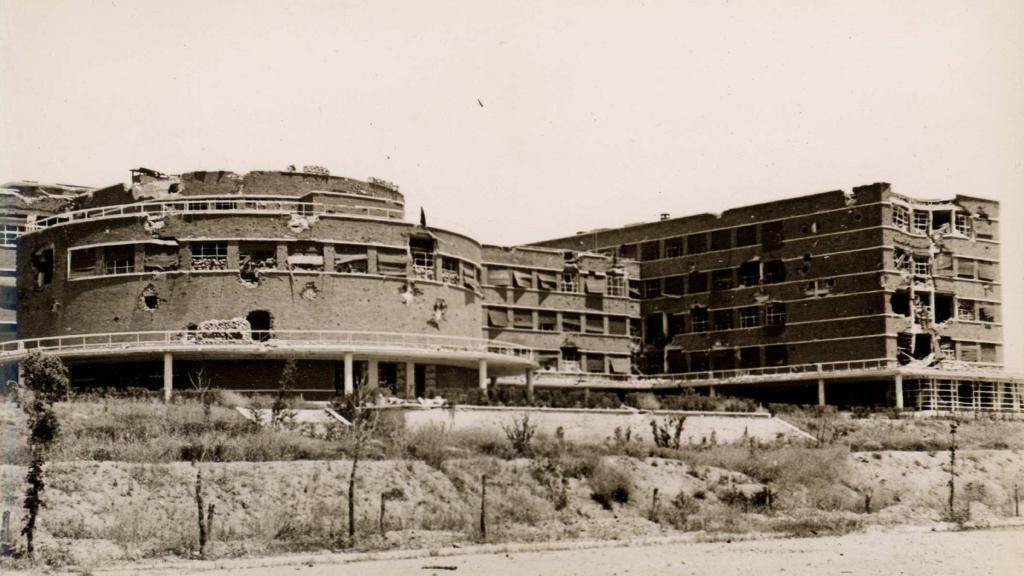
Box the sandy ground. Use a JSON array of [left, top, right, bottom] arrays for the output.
[[98, 526, 1024, 576]]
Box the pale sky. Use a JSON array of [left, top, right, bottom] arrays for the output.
[[2, 0, 1022, 368]]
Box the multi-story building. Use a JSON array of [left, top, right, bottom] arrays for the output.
[[0, 171, 1018, 412], [531, 183, 1019, 411]]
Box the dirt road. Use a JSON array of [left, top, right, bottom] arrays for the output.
[[154, 527, 1022, 576]]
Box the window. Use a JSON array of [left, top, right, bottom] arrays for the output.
[[688, 271, 708, 293], [487, 308, 509, 328], [765, 302, 787, 326], [607, 275, 626, 297], [956, 259, 976, 279], [690, 306, 709, 332], [640, 241, 660, 261], [761, 221, 784, 250], [912, 255, 931, 276], [642, 278, 662, 299], [892, 205, 910, 230], [561, 272, 580, 293], [144, 244, 180, 272], [664, 237, 684, 258], [957, 299, 976, 321], [931, 210, 951, 232], [104, 245, 134, 275], [333, 245, 367, 274], [764, 344, 788, 366], [30, 247, 55, 286], [618, 244, 637, 259], [763, 260, 785, 284], [513, 309, 534, 329], [286, 242, 323, 272], [978, 305, 996, 323], [69, 249, 97, 278], [711, 229, 732, 251], [738, 261, 760, 287], [739, 306, 762, 328], [441, 257, 460, 285], [711, 269, 733, 290], [666, 313, 684, 337], [608, 316, 627, 335], [663, 275, 685, 295], [240, 242, 278, 271], [912, 210, 929, 233], [712, 309, 734, 331], [686, 233, 707, 254], [736, 225, 758, 247], [561, 313, 582, 333], [644, 314, 664, 344], [585, 315, 605, 334], [409, 236, 435, 279], [192, 241, 228, 270], [538, 311, 557, 331]]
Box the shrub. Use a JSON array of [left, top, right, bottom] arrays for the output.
[[588, 459, 633, 509], [650, 415, 686, 449], [658, 491, 701, 530], [502, 414, 537, 456]]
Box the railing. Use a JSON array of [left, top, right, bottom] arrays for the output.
[[26, 198, 404, 232], [1, 224, 25, 247], [0, 329, 534, 362], [655, 358, 899, 383]]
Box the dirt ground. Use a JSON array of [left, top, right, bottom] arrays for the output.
[[94, 526, 1024, 576]]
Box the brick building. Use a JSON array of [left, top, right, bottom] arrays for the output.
[[0, 170, 1019, 412]]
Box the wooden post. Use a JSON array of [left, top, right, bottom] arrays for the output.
[[525, 369, 534, 404], [379, 493, 386, 536], [480, 474, 487, 540], [651, 488, 660, 521]]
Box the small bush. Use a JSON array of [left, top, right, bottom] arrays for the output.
[[502, 414, 537, 456], [588, 459, 633, 509]]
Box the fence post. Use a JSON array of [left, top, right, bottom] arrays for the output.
[[480, 474, 487, 540]]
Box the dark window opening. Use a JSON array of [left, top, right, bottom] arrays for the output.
[[896, 333, 913, 365], [934, 293, 954, 323], [689, 351, 710, 372], [560, 346, 579, 363], [688, 271, 708, 293], [736, 225, 758, 247], [645, 314, 664, 345], [690, 306, 709, 332], [761, 221, 784, 250], [666, 349, 687, 373], [763, 260, 785, 284], [104, 245, 134, 275], [144, 244, 180, 272], [640, 241, 661, 261], [738, 261, 760, 287], [711, 229, 732, 251], [765, 302, 787, 326], [764, 345, 788, 367], [334, 245, 368, 274], [890, 290, 911, 316], [239, 243, 278, 281], [538, 311, 557, 331], [931, 210, 952, 232], [30, 248, 54, 287], [618, 244, 637, 259], [69, 249, 97, 278], [663, 237, 684, 258], [711, 349, 735, 371], [687, 233, 708, 254], [663, 275, 686, 295], [739, 347, 761, 369], [642, 278, 662, 299], [247, 310, 273, 342], [666, 313, 684, 338], [912, 334, 932, 359], [711, 269, 733, 290], [712, 309, 734, 331]]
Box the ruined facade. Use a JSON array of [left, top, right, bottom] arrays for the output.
[[0, 171, 1018, 411]]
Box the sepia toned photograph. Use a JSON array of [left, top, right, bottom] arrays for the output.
[[1, 1, 1022, 574]]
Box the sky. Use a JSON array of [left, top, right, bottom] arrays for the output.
[[1, 0, 1021, 367]]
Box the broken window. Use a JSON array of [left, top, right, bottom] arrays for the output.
[[663, 275, 685, 295], [247, 310, 273, 342], [690, 306, 709, 333], [606, 274, 626, 297], [890, 290, 911, 316], [537, 311, 557, 331], [912, 210, 929, 233], [892, 204, 910, 230], [711, 229, 732, 251], [69, 248, 97, 278], [333, 245, 368, 274], [440, 257, 460, 285], [739, 306, 761, 328], [763, 260, 785, 284], [931, 210, 951, 233], [688, 271, 708, 293], [959, 343, 980, 363], [377, 249, 409, 277], [191, 241, 228, 270], [954, 212, 972, 236], [644, 314, 664, 344], [104, 245, 134, 275], [711, 269, 733, 290], [640, 241, 660, 261], [765, 302, 787, 326], [642, 278, 662, 299], [913, 334, 932, 359], [31, 247, 54, 286], [561, 313, 582, 333], [618, 244, 637, 259], [687, 233, 708, 254], [608, 316, 627, 335], [912, 255, 931, 276], [409, 236, 435, 279], [585, 315, 605, 334], [689, 351, 711, 372], [628, 279, 641, 299], [913, 293, 932, 324], [957, 299, 976, 321], [736, 224, 758, 246], [664, 237, 684, 258], [938, 337, 954, 360], [561, 272, 580, 293], [666, 349, 687, 373], [560, 346, 580, 367], [711, 349, 735, 371], [893, 248, 912, 273], [666, 313, 684, 337], [978, 305, 996, 323], [760, 220, 784, 250], [896, 333, 914, 364], [286, 242, 323, 272], [144, 243, 180, 272], [537, 270, 559, 291], [764, 345, 787, 367], [739, 347, 761, 369], [738, 261, 760, 287], [536, 351, 559, 371], [462, 263, 480, 291], [513, 309, 534, 330], [712, 309, 734, 331], [513, 269, 534, 289], [934, 293, 954, 323]]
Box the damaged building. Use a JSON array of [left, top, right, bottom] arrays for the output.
[[0, 171, 1019, 412]]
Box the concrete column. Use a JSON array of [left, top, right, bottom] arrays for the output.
[[525, 369, 534, 403], [894, 374, 904, 410], [367, 359, 379, 390], [343, 353, 354, 396], [405, 361, 415, 399], [478, 359, 488, 391], [708, 386, 717, 398], [817, 378, 826, 406], [163, 352, 173, 402]]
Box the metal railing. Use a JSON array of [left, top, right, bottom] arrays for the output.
[[655, 358, 899, 383], [0, 329, 533, 362], [26, 198, 404, 232]]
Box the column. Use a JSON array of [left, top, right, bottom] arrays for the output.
[[894, 373, 904, 410], [525, 369, 534, 403], [163, 352, 173, 402], [367, 359, 379, 390], [817, 378, 826, 407], [478, 359, 488, 391], [708, 386, 717, 398], [343, 353, 354, 396], [405, 361, 415, 399]]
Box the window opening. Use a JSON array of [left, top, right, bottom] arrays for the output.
[[104, 245, 134, 275], [30, 248, 54, 286], [191, 241, 228, 270]]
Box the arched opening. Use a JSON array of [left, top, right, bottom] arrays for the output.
[[246, 310, 273, 342]]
